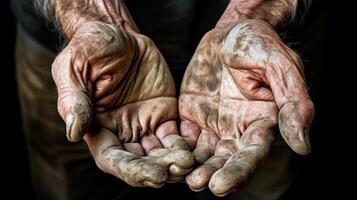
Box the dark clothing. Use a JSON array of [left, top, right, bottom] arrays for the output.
[[10, 0, 325, 67], [11, 0, 229, 68], [10, 0, 62, 51], [11, 0, 327, 199]]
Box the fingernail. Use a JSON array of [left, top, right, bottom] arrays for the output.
[[304, 128, 311, 153], [291, 129, 311, 155], [65, 114, 74, 141], [169, 163, 181, 174], [143, 180, 165, 188]]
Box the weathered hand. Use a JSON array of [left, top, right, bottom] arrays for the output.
[[52, 21, 194, 188], [179, 19, 314, 196]]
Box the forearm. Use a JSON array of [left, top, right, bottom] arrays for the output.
[[216, 0, 298, 30], [36, 0, 139, 38]]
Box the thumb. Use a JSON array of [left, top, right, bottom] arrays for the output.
[[52, 49, 93, 142], [266, 51, 314, 155]]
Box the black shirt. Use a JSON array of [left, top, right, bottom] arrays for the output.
[[10, 0, 326, 70], [10, 0, 229, 68]]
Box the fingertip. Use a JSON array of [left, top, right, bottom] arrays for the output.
[[279, 101, 313, 156], [282, 128, 311, 155], [168, 163, 192, 177], [65, 114, 75, 141], [169, 163, 184, 175], [186, 170, 209, 192], [209, 169, 234, 197], [172, 149, 195, 169], [209, 166, 248, 197], [66, 112, 90, 142], [152, 149, 195, 176], [119, 156, 168, 188], [143, 180, 165, 188], [140, 161, 168, 187], [66, 92, 92, 142]]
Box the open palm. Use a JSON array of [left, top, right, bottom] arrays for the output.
[[179, 19, 314, 196], [52, 21, 194, 188]]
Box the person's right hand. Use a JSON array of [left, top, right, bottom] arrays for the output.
[[51, 21, 194, 188]]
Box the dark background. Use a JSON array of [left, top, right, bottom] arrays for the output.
[[1, 0, 35, 198], [0, 1, 340, 199]]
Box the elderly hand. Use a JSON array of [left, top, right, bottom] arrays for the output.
[[52, 21, 194, 188], [179, 19, 314, 196]]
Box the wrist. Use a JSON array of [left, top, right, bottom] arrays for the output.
[[216, 0, 298, 31], [51, 0, 139, 38]]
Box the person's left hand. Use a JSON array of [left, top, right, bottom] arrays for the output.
[[179, 19, 314, 196]]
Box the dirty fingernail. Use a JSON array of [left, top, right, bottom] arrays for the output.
[[65, 114, 74, 141]]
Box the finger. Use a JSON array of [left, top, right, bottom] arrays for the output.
[[186, 155, 228, 191], [180, 120, 201, 149], [186, 139, 236, 191], [141, 133, 164, 155], [222, 21, 314, 155], [179, 95, 220, 162], [155, 120, 190, 151], [192, 130, 219, 164], [209, 118, 275, 196], [135, 97, 178, 142], [149, 148, 194, 182], [123, 143, 145, 156], [154, 121, 195, 178], [52, 50, 93, 142], [83, 128, 167, 188], [266, 50, 314, 155]]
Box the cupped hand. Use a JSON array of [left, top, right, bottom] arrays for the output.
[[179, 19, 314, 196], [52, 21, 194, 188]]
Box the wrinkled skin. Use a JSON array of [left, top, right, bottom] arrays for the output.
[[179, 19, 314, 196], [52, 21, 194, 188]]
